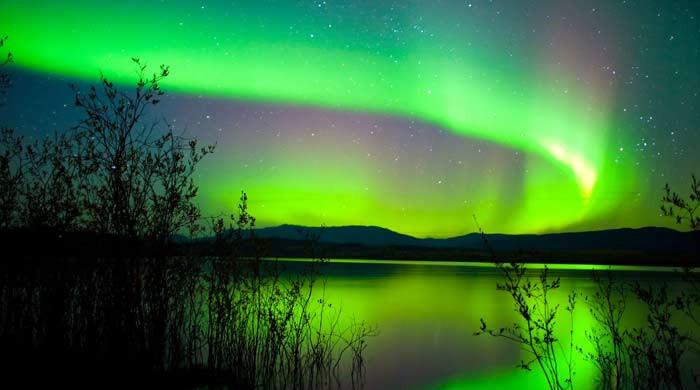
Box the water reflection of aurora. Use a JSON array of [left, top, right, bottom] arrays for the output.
[[280, 259, 690, 390]]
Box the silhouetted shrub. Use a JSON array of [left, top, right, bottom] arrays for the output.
[[0, 53, 374, 389], [661, 175, 700, 231], [475, 262, 578, 390], [584, 269, 629, 390], [0, 35, 11, 105], [661, 175, 700, 387], [473, 220, 578, 390]]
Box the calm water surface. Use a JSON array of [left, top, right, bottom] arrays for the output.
[[279, 259, 691, 390]]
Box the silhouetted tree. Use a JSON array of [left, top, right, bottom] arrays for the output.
[[0, 35, 11, 105], [661, 175, 700, 231], [1, 128, 80, 232], [476, 263, 578, 390], [585, 270, 629, 390], [661, 175, 700, 387], [2, 51, 214, 239], [0, 128, 23, 229], [70, 58, 214, 242], [0, 37, 20, 229], [202, 192, 376, 389], [0, 52, 373, 389], [473, 218, 578, 390]]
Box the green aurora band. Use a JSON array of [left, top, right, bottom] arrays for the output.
[[0, 1, 638, 236]]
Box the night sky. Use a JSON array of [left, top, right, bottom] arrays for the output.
[[1, 1, 698, 237]]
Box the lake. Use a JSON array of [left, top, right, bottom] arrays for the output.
[[279, 258, 694, 390]]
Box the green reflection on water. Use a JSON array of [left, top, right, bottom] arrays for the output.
[[275, 258, 688, 389]]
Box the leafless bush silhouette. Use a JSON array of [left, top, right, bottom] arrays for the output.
[[662, 175, 700, 231], [69, 58, 214, 241], [0, 35, 11, 106], [0, 53, 374, 389], [473, 218, 578, 390], [660, 176, 700, 387], [194, 192, 376, 389], [473, 205, 700, 390], [584, 269, 629, 390]]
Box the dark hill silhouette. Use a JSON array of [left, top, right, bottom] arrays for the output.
[[7, 225, 695, 265], [255, 225, 698, 252], [255, 224, 423, 246]]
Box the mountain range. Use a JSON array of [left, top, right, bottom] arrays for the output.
[[249, 225, 699, 264]]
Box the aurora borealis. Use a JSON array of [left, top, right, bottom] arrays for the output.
[[1, 1, 699, 236]]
